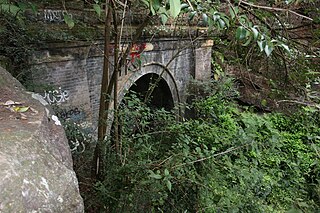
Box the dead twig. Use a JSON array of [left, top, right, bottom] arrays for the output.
[[240, 1, 313, 21], [277, 99, 320, 110]]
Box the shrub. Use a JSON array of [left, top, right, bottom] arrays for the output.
[[82, 81, 319, 212]]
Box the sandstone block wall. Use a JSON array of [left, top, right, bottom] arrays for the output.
[[31, 38, 213, 126]]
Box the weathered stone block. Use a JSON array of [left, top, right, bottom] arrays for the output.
[[0, 66, 84, 212]]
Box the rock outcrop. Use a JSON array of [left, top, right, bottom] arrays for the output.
[[0, 66, 84, 212]]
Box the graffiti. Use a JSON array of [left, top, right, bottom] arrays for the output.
[[130, 43, 147, 62], [126, 43, 154, 73], [69, 138, 85, 153], [55, 107, 83, 121], [65, 121, 93, 154], [52, 107, 88, 153], [43, 9, 71, 22], [42, 87, 69, 105], [129, 43, 152, 60]]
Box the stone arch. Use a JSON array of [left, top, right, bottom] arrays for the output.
[[118, 65, 180, 109]]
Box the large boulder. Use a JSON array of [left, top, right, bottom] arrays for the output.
[[0, 66, 84, 212]]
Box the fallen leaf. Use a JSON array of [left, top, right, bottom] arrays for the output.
[[20, 114, 28, 120], [4, 100, 15, 105], [14, 106, 30, 113], [4, 100, 22, 106], [7, 107, 15, 112], [29, 107, 38, 115]]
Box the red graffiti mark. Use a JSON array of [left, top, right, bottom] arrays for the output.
[[130, 43, 147, 62]]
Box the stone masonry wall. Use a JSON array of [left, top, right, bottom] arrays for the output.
[[31, 39, 213, 126]]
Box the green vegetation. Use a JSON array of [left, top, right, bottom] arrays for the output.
[[68, 79, 319, 212], [0, 12, 33, 81], [1, 0, 319, 212]]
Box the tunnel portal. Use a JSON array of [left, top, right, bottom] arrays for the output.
[[128, 73, 174, 110]]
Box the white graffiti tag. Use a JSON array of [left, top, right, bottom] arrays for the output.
[[42, 87, 70, 105], [43, 9, 71, 22]]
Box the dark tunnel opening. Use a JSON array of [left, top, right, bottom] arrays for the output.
[[111, 73, 175, 139], [128, 73, 174, 110], [107, 74, 178, 212]]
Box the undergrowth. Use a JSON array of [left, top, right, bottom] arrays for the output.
[[69, 79, 319, 212]]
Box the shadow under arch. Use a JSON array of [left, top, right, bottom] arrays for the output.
[[107, 74, 180, 213], [110, 72, 175, 141], [128, 73, 174, 110], [118, 62, 181, 112]]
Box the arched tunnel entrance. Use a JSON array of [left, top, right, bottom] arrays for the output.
[[107, 73, 178, 212], [128, 73, 174, 110], [111, 73, 175, 140]]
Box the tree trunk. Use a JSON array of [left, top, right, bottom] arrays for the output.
[[91, 0, 112, 180]]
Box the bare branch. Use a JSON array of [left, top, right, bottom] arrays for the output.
[[186, 0, 194, 11], [277, 100, 320, 110], [240, 1, 313, 21], [172, 143, 252, 169]]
